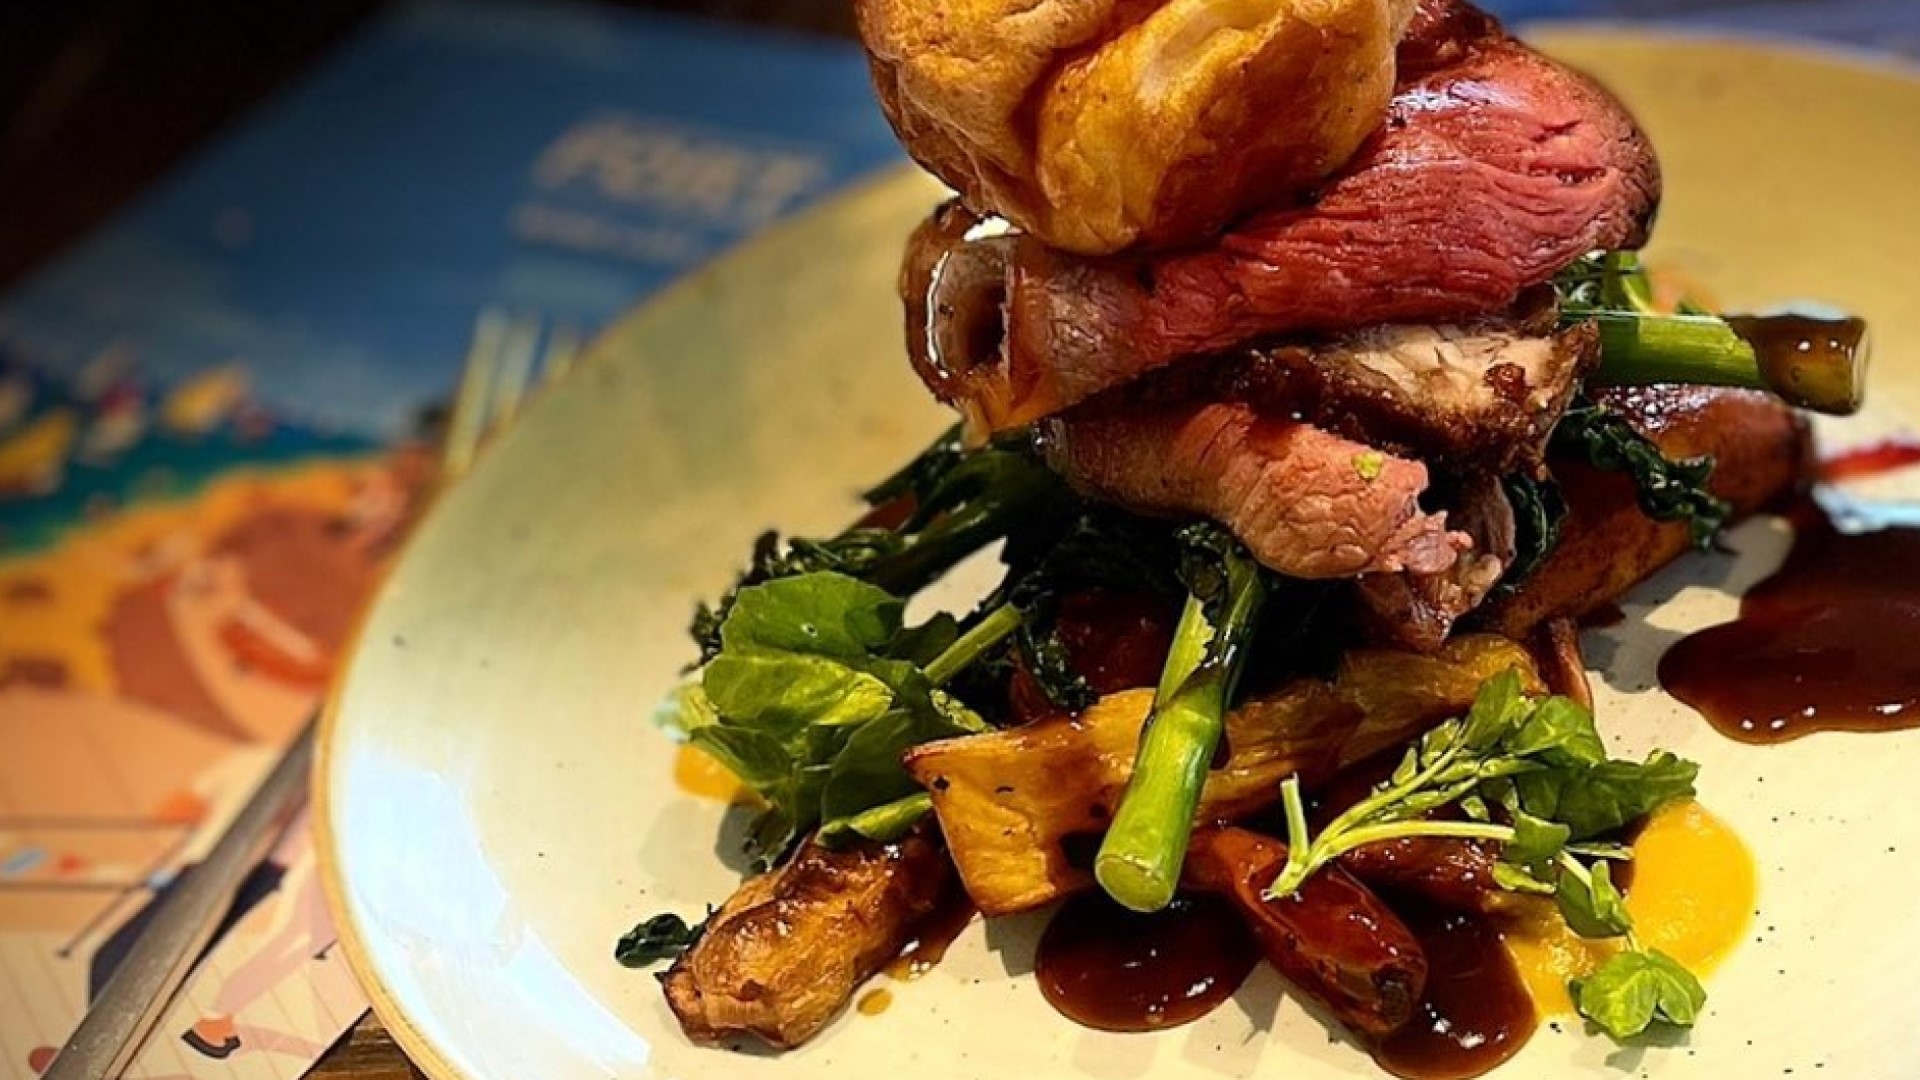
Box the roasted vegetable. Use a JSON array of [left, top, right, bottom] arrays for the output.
[[1337, 836, 1511, 916], [1551, 396, 1731, 549], [1185, 826, 1427, 1038], [1543, 251, 1851, 551], [1562, 251, 1868, 417], [1483, 384, 1811, 638], [662, 830, 955, 1048], [1267, 669, 1705, 1041], [906, 634, 1543, 915], [1529, 616, 1595, 712]]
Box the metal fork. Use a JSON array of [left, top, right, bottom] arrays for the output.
[[42, 310, 575, 1080]]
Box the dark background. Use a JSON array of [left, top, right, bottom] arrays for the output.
[[0, 0, 855, 294], [11, 0, 1873, 298]]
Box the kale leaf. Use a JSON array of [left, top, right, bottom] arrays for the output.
[[1551, 397, 1731, 549]]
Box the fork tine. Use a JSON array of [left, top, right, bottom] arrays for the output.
[[444, 309, 510, 479], [540, 325, 582, 387], [486, 315, 542, 438]]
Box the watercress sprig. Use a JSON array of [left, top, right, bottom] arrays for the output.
[[1265, 670, 1706, 1041], [675, 570, 1021, 865]]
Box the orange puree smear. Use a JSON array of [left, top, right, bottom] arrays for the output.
[[1502, 800, 1755, 1013], [672, 743, 749, 803]]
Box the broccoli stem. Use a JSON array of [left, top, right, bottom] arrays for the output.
[[863, 472, 1058, 596], [1094, 555, 1266, 913], [1155, 594, 1214, 699], [1585, 310, 1865, 416], [924, 602, 1024, 687], [1587, 311, 1767, 390]]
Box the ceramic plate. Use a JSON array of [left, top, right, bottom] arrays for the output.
[[318, 32, 1920, 1080]]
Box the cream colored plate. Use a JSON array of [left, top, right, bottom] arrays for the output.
[[318, 33, 1920, 1080]]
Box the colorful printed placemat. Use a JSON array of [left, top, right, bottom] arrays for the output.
[[0, 2, 898, 1076]]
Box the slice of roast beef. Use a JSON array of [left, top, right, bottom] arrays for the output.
[[1039, 399, 1469, 579], [907, 31, 1660, 432], [1030, 287, 1598, 478], [1171, 295, 1600, 472], [1355, 473, 1516, 651]]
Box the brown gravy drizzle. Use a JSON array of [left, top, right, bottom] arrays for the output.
[[1034, 884, 1536, 1079], [1372, 906, 1535, 1080], [1660, 499, 1920, 743], [886, 888, 979, 981], [1035, 892, 1256, 1032]]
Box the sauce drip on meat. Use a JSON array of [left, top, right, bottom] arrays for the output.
[[1372, 907, 1535, 1080], [1660, 505, 1920, 742], [1035, 892, 1256, 1032], [885, 889, 978, 981]]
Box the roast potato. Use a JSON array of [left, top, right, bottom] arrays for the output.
[[1482, 385, 1812, 637], [1185, 826, 1427, 1036], [857, 0, 1416, 254], [663, 831, 953, 1047]]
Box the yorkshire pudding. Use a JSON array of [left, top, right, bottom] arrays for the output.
[[856, 0, 1417, 254]]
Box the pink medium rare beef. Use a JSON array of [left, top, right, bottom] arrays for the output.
[[1039, 401, 1470, 580], [1356, 473, 1516, 650], [906, 32, 1661, 433]]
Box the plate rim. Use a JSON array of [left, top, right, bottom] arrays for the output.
[[311, 31, 1920, 1080], [1519, 19, 1920, 81], [310, 164, 918, 1080]]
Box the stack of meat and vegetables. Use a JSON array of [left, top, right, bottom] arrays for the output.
[[623, 0, 1868, 1074]]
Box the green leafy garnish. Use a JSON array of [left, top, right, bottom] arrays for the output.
[[615, 912, 707, 968], [678, 571, 1018, 864], [993, 508, 1184, 713], [1551, 397, 1731, 549], [1556, 859, 1632, 938], [1499, 474, 1568, 589], [1513, 749, 1701, 841], [689, 426, 1068, 662], [1573, 949, 1708, 1039], [1266, 670, 1705, 1042]]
